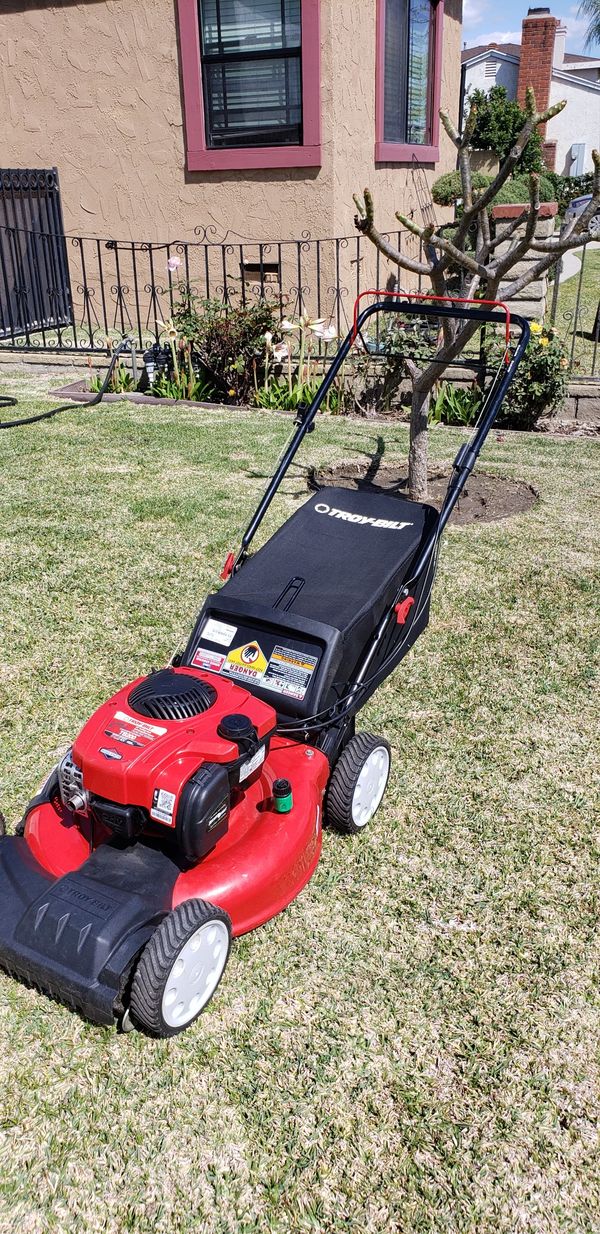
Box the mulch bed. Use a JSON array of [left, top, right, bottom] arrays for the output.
[[310, 461, 538, 526]]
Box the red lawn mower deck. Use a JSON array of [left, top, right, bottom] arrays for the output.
[[0, 298, 529, 1035]]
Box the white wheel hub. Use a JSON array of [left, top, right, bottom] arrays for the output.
[[351, 746, 390, 827], [161, 919, 229, 1028]]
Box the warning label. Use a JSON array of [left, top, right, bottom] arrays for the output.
[[192, 646, 226, 673], [262, 645, 318, 701], [222, 641, 268, 684], [104, 710, 167, 748], [190, 639, 319, 701]]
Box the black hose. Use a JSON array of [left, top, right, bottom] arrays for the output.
[[0, 338, 133, 429]]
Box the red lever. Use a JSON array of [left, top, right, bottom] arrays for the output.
[[220, 551, 235, 581], [394, 596, 415, 625]]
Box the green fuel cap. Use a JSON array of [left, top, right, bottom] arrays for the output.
[[272, 778, 293, 813]]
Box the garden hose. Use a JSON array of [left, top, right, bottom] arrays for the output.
[[0, 338, 134, 429]]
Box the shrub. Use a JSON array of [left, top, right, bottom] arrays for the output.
[[487, 324, 569, 429], [432, 170, 555, 216], [465, 86, 544, 173], [432, 170, 492, 207], [172, 289, 278, 403], [546, 171, 595, 214], [493, 173, 555, 206]]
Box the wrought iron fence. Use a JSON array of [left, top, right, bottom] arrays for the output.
[[2, 207, 597, 381], [548, 240, 599, 379], [0, 221, 425, 355]]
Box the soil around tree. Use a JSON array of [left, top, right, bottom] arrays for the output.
[[310, 462, 538, 526]]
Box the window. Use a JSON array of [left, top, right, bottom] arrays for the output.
[[376, 0, 444, 162], [177, 0, 321, 171], [200, 1, 302, 149]]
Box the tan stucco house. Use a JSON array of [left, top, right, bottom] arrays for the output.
[[1, 0, 462, 243]]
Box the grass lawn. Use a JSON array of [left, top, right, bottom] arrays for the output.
[[0, 368, 599, 1234], [554, 248, 600, 377]]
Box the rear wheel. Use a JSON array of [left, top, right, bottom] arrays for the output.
[[130, 898, 231, 1037], [325, 732, 391, 834]]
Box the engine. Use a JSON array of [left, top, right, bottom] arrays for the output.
[[57, 667, 277, 862]]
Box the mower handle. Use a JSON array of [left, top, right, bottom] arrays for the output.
[[233, 300, 530, 571]]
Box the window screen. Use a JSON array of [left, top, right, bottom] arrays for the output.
[[199, 0, 303, 149], [383, 0, 433, 145]]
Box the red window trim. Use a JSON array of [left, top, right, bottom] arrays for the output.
[[177, 0, 322, 171], [375, 0, 444, 164]]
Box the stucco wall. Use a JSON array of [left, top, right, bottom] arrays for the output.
[[1, 0, 461, 244], [549, 74, 600, 175], [464, 56, 519, 99]]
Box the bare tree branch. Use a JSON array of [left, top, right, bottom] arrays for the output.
[[530, 147, 600, 250], [451, 90, 566, 249], [490, 173, 540, 280], [395, 211, 487, 276], [557, 148, 600, 240], [353, 95, 587, 501], [500, 249, 563, 298], [353, 189, 432, 276], [487, 208, 530, 251]]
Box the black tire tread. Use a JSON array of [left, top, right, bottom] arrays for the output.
[[130, 898, 231, 1037], [325, 732, 391, 835]]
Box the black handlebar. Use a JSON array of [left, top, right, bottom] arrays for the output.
[[235, 300, 530, 569]]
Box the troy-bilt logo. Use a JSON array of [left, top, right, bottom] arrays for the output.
[[314, 502, 413, 531]]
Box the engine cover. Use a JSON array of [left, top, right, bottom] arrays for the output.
[[68, 668, 276, 843]]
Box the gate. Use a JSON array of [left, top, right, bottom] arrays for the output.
[[0, 168, 73, 342]]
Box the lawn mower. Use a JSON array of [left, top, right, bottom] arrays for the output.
[[0, 297, 529, 1036]]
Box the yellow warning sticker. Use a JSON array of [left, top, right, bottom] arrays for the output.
[[222, 640, 268, 683]]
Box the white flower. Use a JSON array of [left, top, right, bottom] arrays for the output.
[[264, 331, 273, 349], [281, 318, 300, 333], [157, 317, 178, 340], [167, 255, 181, 272], [312, 322, 338, 341], [272, 342, 290, 362]]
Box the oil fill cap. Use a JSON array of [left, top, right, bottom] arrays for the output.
[[273, 778, 293, 813], [217, 713, 255, 743]]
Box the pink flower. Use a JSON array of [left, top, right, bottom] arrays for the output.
[[167, 255, 181, 273]]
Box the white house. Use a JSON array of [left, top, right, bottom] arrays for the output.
[[461, 8, 600, 175]]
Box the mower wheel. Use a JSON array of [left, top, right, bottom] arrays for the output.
[[325, 732, 391, 835], [130, 898, 232, 1037]]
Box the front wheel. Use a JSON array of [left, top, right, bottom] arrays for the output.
[[130, 898, 231, 1037], [325, 732, 391, 834]]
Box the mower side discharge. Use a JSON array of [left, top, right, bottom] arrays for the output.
[[0, 834, 178, 1025]]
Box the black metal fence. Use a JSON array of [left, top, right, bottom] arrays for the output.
[[0, 220, 425, 355], [548, 241, 599, 378], [1, 200, 597, 380], [0, 169, 72, 341]]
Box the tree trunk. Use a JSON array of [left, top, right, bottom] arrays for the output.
[[408, 383, 430, 502]]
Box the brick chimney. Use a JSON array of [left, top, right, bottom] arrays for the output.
[[517, 8, 559, 168]]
